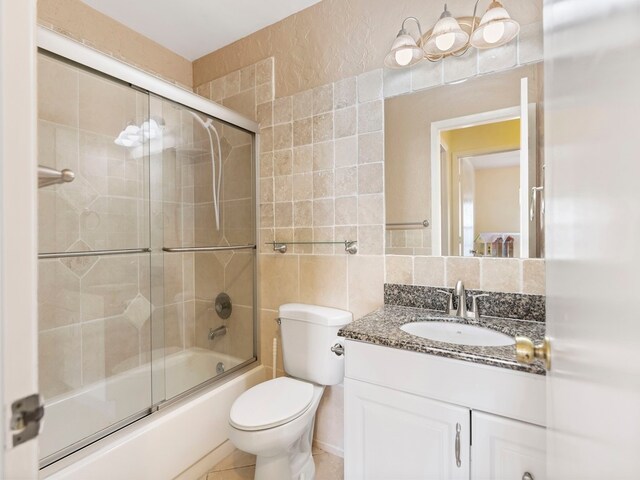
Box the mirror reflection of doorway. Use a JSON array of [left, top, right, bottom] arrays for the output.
[[439, 118, 522, 257]]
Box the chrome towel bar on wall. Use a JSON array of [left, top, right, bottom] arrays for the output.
[[385, 220, 430, 229], [267, 241, 358, 255]]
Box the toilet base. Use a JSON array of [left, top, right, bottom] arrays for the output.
[[255, 453, 292, 480], [254, 450, 315, 480]]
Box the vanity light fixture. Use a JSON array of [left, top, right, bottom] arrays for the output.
[[384, 0, 520, 68]]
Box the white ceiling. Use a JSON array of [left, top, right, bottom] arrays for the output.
[[81, 0, 321, 61]]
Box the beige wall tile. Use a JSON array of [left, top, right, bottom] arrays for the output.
[[358, 69, 383, 103], [335, 136, 358, 168], [480, 258, 522, 293], [335, 196, 357, 226], [358, 225, 384, 255], [358, 100, 383, 134], [293, 145, 313, 174], [313, 171, 334, 199], [257, 102, 273, 128], [299, 255, 348, 309], [223, 90, 256, 121], [445, 257, 481, 289], [273, 149, 293, 176], [347, 255, 384, 320], [522, 259, 545, 295], [293, 89, 313, 120], [313, 84, 334, 115], [414, 256, 445, 287], [240, 65, 256, 91], [386, 256, 413, 285], [358, 194, 384, 225], [293, 117, 313, 146], [224, 71, 241, 97], [335, 166, 358, 197], [358, 132, 383, 164], [313, 199, 334, 226], [274, 202, 293, 228], [313, 142, 334, 171], [335, 106, 357, 138], [256, 58, 274, 85], [259, 255, 299, 310], [358, 163, 383, 194], [313, 113, 334, 143], [293, 173, 313, 201], [273, 96, 293, 125], [274, 175, 292, 202], [273, 123, 293, 150], [334, 77, 356, 110]]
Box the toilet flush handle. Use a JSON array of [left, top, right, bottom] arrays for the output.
[[331, 343, 344, 356]]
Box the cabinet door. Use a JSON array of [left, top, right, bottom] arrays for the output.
[[345, 378, 470, 480], [472, 411, 546, 480]]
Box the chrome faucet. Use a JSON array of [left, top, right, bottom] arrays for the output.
[[208, 325, 227, 340], [438, 281, 489, 320], [455, 280, 468, 318]]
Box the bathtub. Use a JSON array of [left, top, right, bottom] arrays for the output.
[[40, 348, 264, 479]]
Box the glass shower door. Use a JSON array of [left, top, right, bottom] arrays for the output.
[[37, 52, 154, 465], [152, 96, 257, 402]]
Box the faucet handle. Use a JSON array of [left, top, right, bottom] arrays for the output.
[[436, 290, 455, 315], [469, 294, 490, 320]]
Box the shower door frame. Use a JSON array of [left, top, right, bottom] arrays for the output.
[[36, 26, 261, 468]]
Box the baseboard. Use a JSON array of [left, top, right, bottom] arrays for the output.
[[313, 439, 344, 458], [173, 440, 236, 480]]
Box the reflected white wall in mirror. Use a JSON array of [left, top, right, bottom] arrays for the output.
[[385, 63, 544, 258]]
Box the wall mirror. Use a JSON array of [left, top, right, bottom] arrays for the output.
[[385, 63, 544, 258]]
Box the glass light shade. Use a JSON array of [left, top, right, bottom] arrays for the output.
[[384, 33, 424, 68], [470, 1, 520, 49], [424, 16, 469, 55]]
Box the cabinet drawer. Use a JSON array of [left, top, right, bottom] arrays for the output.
[[472, 411, 546, 480]]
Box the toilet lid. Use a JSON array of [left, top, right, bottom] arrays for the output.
[[230, 377, 314, 431]]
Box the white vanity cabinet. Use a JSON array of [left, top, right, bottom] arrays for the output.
[[471, 412, 546, 480], [345, 379, 470, 480], [343, 340, 547, 480]]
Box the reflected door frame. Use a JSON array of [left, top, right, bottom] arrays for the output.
[[430, 105, 535, 257]]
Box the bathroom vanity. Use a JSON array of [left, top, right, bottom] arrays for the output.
[[339, 291, 546, 480]]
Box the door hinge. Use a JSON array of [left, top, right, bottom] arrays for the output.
[[10, 394, 44, 447]]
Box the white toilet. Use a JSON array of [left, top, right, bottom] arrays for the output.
[[228, 303, 352, 480]]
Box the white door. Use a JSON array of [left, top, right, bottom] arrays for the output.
[[344, 379, 470, 480], [0, 0, 40, 478], [459, 158, 475, 256], [545, 0, 640, 478], [472, 411, 546, 480]]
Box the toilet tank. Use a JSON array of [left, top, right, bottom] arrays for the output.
[[278, 304, 352, 386]]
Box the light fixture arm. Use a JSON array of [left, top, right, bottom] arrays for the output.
[[400, 16, 425, 48], [449, 0, 483, 58]]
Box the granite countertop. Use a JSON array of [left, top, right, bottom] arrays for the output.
[[338, 305, 546, 375]]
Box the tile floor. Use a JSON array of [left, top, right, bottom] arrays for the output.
[[201, 447, 343, 480]]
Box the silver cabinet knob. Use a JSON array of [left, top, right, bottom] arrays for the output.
[[523, 472, 534, 480]]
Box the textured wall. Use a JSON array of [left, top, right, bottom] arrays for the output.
[[38, 0, 193, 88], [193, 0, 542, 97]]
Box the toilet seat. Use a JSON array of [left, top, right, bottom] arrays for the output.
[[229, 377, 314, 431]]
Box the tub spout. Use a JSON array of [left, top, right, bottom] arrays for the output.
[[209, 325, 227, 340]]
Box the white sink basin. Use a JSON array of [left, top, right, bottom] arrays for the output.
[[400, 321, 515, 347]]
